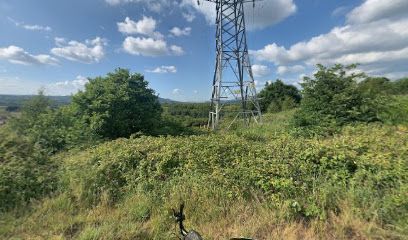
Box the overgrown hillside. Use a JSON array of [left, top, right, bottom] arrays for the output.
[[1, 66, 408, 239], [1, 112, 407, 239]]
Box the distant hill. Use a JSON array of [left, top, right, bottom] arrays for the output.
[[157, 97, 179, 104], [0, 95, 71, 107], [0, 95, 178, 108]]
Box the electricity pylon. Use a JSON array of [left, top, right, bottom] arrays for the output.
[[199, 0, 262, 130]]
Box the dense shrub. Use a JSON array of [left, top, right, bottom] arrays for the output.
[[294, 64, 381, 131], [72, 68, 162, 139], [10, 93, 96, 154], [391, 77, 408, 95], [358, 77, 392, 96], [378, 95, 408, 125], [0, 127, 58, 211], [59, 124, 408, 230], [258, 80, 301, 112]]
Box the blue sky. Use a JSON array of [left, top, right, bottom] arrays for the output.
[[0, 0, 407, 102]]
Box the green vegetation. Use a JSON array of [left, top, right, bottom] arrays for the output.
[[258, 80, 301, 113], [293, 64, 380, 130], [162, 102, 210, 127], [71, 69, 162, 139], [0, 126, 58, 211], [1, 65, 407, 239]]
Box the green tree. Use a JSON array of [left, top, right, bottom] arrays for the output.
[[72, 69, 162, 139], [358, 77, 392, 96], [11, 89, 52, 132], [294, 64, 380, 128], [258, 80, 301, 112], [10, 91, 94, 154]]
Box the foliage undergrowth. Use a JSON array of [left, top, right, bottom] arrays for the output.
[[1, 110, 407, 239]]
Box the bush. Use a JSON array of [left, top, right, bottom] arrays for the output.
[[72, 68, 162, 139], [391, 78, 408, 95], [258, 80, 301, 112], [58, 124, 407, 229], [378, 95, 408, 125], [281, 96, 298, 111], [294, 64, 381, 130], [358, 77, 392, 96], [267, 101, 281, 113], [10, 93, 96, 154], [0, 127, 58, 211]]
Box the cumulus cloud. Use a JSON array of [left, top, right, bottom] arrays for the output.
[[51, 37, 107, 63], [117, 16, 163, 38], [181, 0, 297, 30], [123, 37, 168, 56], [251, 64, 270, 77], [118, 16, 186, 57], [146, 65, 177, 73], [123, 37, 184, 57], [277, 65, 305, 75], [46, 75, 89, 96], [0, 45, 58, 65], [105, 0, 170, 12], [251, 0, 408, 78], [169, 27, 191, 37], [347, 0, 408, 24]]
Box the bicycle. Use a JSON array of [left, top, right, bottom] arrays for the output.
[[172, 203, 254, 240]]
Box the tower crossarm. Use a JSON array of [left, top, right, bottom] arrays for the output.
[[198, 0, 260, 3]]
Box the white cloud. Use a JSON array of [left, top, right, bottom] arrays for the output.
[[332, 6, 349, 17], [0, 45, 58, 66], [122, 37, 185, 57], [146, 65, 177, 73], [123, 37, 168, 56], [23, 24, 52, 32], [182, 0, 297, 30], [51, 37, 107, 63], [277, 65, 305, 75], [172, 88, 182, 95], [117, 16, 163, 38], [46, 75, 89, 96], [251, 64, 270, 77], [170, 45, 185, 56], [8, 17, 52, 32], [105, 0, 169, 12], [169, 27, 191, 37], [182, 12, 196, 22], [251, 0, 408, 78], [347, 0, 408, 24]]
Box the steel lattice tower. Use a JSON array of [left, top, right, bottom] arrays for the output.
[[201, 0, 262, 130]]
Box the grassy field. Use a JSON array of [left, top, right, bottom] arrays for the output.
[[1, 110, 407, 240]]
